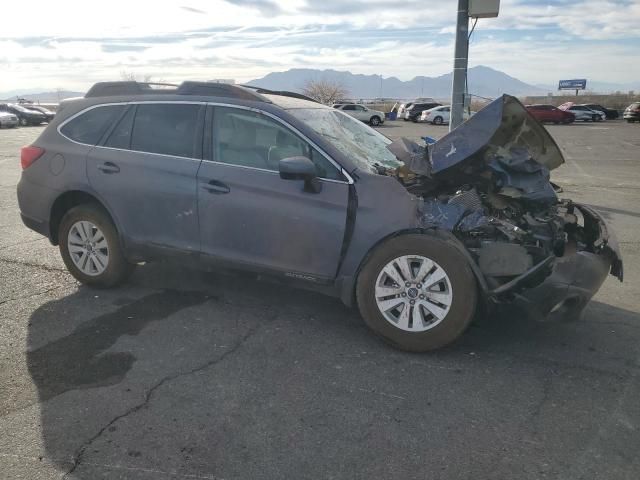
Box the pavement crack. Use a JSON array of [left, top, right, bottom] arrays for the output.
[[62, 311, 278, 478], [0, 285, 68, 306], [0, 237, 47, 251], [0, 256, 67, 273]]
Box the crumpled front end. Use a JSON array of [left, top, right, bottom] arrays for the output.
[[416, 189, 622, 319], [386, 94, 623, 321], [511, 204, 622, 320]]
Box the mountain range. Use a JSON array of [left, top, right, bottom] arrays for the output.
[[0, 90, 84, 103], [247, 66, 549, 99], [3, 65, 637, 102]]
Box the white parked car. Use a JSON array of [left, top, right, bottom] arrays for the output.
[[419, 106, 474, 125], [334, 104, 385, 126], [0, 111, 19, 128], [559, 104, 605, 122]]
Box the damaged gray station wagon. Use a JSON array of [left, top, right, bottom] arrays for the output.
[[17, 81, 623, 351]]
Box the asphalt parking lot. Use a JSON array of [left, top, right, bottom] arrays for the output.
[[1, 119, 639, 479]]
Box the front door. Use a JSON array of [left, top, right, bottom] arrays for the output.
[[87, 102, 205, 254], [197, 106, 349, 280]]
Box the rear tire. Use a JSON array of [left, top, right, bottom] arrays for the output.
[[59, 204, 135, 288], [369, 116, 381, 126], [19, 118, 28, 126], [356, 234, 477, 352]]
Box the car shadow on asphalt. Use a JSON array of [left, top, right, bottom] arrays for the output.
[[23, 262, 640, 478]]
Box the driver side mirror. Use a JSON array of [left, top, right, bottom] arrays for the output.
[[279, 156, 322, 194]]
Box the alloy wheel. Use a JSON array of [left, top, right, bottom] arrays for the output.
[[67, 220, 109, 276], [374, 255, 453, 332]]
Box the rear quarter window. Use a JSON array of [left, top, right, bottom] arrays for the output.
[[60, 105, 125, 145]]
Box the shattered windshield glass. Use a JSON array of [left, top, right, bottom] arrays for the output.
[[289, 108, 401, 173]]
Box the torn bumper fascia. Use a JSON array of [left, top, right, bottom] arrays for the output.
[[496, 204, 623, 320]]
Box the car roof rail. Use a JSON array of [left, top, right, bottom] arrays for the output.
[[84, 81, 270, 102], [241, 85, 319, 103]]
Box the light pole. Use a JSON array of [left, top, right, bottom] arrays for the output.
[[449, 0, 469, 131], [449, 0, 500, 131]]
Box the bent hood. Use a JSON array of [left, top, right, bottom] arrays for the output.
[[429, 94, 565, 175]]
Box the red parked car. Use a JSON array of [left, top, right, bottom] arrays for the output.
[[526, 104, 575, 124]]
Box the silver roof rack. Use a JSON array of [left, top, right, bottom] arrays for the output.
[[240, 85, 319, 103], [84, 81, 269, 102]]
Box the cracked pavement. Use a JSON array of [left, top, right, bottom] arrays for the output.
[[1, 122, 640, 479]]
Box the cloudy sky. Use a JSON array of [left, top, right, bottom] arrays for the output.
[[1, 0, 639, 93]]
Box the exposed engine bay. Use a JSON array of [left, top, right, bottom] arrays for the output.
[[385, 95, 623, 307]]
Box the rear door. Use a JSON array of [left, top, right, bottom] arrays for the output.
[[196, 105, 349, 280], [341, 104, 358, 121], [87, 102, 204, 254], [353, 105, 368, 121], [538, 105, 551, 122], [442, 106, 451, 122]]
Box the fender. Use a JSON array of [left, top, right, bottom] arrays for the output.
[[49, 185, 127, 250], [337, 227, 490, 307]]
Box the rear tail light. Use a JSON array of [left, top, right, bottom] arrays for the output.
[[21, 146, 45, 169]]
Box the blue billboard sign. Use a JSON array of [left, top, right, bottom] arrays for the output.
[[558, 79, 587, 90]]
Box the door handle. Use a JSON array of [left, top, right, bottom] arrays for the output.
[[97, 162, 120, 174], [202, 179, 230, 194]]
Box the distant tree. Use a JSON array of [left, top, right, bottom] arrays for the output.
[[302, 79, 349, 105], [120, 71, 154, 83]]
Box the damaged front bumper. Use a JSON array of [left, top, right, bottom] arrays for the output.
[[492, 204, 623, 320]]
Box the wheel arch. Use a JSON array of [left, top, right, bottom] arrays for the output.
[[338, 228, 489, 307], [49, 190, 122, 246]]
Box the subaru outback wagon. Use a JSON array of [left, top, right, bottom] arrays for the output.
[[17, 81, 623, 351]]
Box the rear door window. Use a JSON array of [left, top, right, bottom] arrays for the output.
[[130, 103, 202, 158], [61, 105, 125, 145]]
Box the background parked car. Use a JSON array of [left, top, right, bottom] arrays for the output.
[[623, 102, 640, 123], [24, 105, 56, 122], [559, 103, 604, 122], [419, 105, 474, 125], [577, 104, 607, 121], [334, 104, 385, 126], [582, 103, 619, 120], [0, 103, 47, 126], [0, 111, 19, 128], [526, 104, 575, 124], [404, 102, 442, 122]]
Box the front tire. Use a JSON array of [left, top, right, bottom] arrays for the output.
[[19, 118, 28, 126], [59, 204, 135, 287], [433, 116, 444, 125], [356, 235, 477, 352]]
